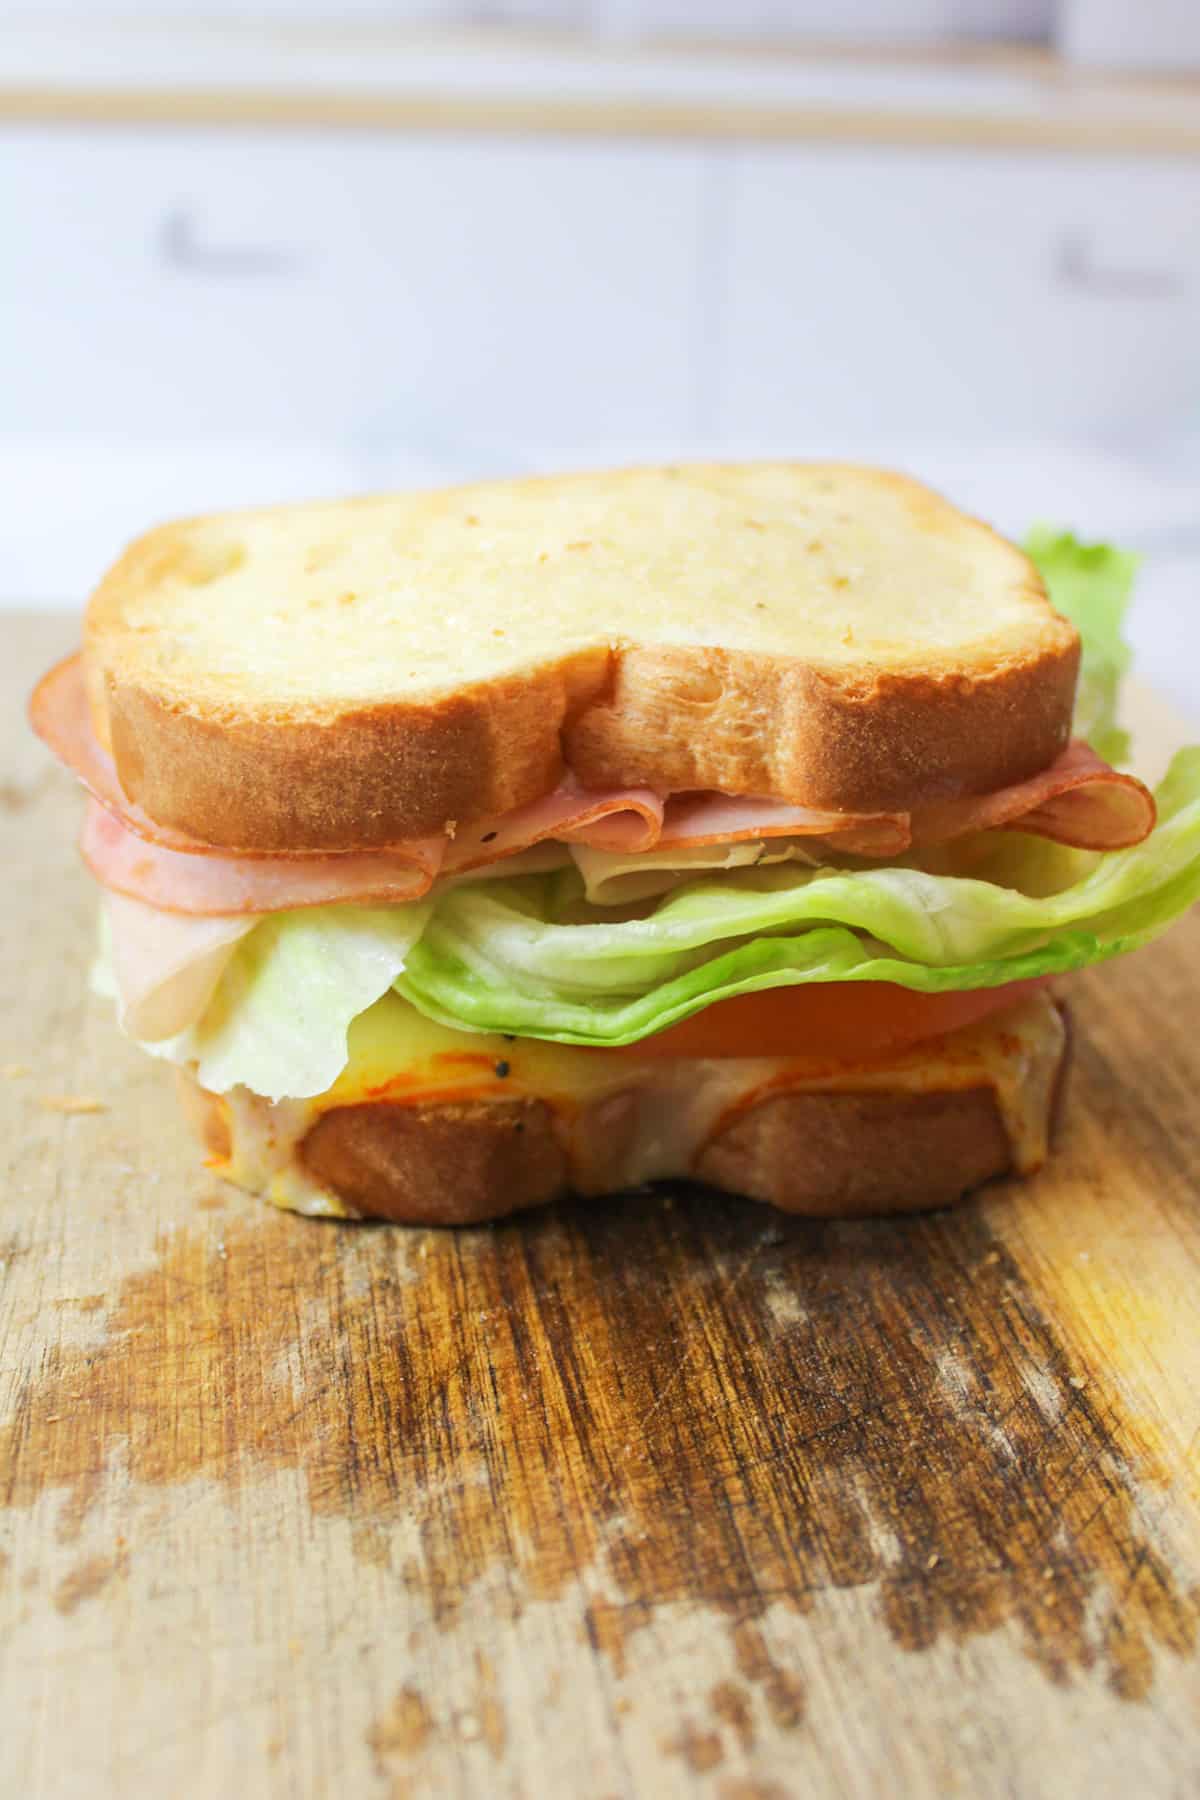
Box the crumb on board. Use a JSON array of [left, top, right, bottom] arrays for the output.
[[37, 1096, 108, 1115]]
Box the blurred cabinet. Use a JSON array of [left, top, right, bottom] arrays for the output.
[[0, 127, 707, 452], [719, 146, 1200, 443], [1, 124, 1197, 457]]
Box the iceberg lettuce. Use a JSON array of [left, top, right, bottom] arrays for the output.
[[1026, 529, 1136, 765], [392, 751, 1200, 1044], [127, 904, 430, 1101]]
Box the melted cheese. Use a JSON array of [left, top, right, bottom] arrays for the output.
[[207, 991, 1066, 1219]]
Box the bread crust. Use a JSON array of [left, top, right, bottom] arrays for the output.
[[564, 640, 1079, 817], [85, 464, 1079, 851], [299, 1086, 1016, 1223], [693, 1086, 1010, 1217], [177, 1010, 1069, 1224], [104, 660, 588, 852], [302, 1097, 569, 1227]]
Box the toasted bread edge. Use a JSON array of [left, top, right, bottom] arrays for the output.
[[93, 632, 1079, 849], [84, 464, 1080, 848], [178, 1015, 1070, 1225]]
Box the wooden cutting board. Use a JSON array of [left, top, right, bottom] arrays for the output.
[[2, 613, 1199, 1799]]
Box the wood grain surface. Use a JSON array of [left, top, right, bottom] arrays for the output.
[[2, 612, 1199, 1799]]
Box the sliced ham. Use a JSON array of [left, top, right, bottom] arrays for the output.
[[82, 801, 445, 914], [32, 653, 231, 858], [656, 792, 911, 858], [442, 778, 665, 867], [34, 655, 915, 866], [81, 788, 917, 914], [102, 892, 255, 1040], [31, 655, 451, 866], [34, 655, 670, 864], [909, 741, 1156, 851], [41, 647, 1157, 918]]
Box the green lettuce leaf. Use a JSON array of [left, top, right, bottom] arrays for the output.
[[1026, 527, 1137, 764], [391, 750, 1200, 1046]]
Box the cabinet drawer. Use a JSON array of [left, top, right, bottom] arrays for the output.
[[0, 126, 706, 451], [717, 146, 1200, 442]]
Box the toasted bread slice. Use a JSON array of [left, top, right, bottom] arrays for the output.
[[293, 1087, 1015, 1224], [177, 996, 1069, 1225], [86, 464, 1079, 851]]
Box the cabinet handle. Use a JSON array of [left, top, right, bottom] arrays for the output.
[[1053, 232, 1186, 299], [157, 208, 310, 277]]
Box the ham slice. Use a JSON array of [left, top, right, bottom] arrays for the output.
[[80, 789, 916, 914], [40, 648, 1157, 918], [656, 792, 911, 858], [31, 655, 451, 866], [442, 779, 664, 867], [82, 801, 444, 913], [910, 741, 1156, 851], [32, 654, 229, 858], [102, 892, 255, 1040], [33, 655, 916, 866]]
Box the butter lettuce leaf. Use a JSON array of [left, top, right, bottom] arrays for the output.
[[1026, 527, 1137, 764]]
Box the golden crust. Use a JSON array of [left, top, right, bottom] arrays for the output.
[[563, 639, 1079, 816], [693, 1086, 1010, 1217], [103, 662, 584, 850], [301, 1096, 569, 1227], [85, 463, 1079, 851]]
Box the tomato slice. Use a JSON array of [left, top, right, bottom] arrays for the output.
[[619, 978, 1049, 1062]]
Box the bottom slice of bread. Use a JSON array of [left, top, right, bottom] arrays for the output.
[[176, 993, 1069, 1225]]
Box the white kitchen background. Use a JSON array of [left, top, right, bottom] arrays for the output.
[[2, 2, 1198, 715]]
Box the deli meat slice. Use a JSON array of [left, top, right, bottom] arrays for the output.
[[102, 892, 255, 1040], [82, 801, 444, 913], [32, 654, 228, 858], [40, 648, 1156, 917], [910, 741, 1156, 851], [82, 740, 1156, 915], [31, 655, 451, 865], [80, 786, 918, 913], [34, 656, 669, 865], [443, 779, 665, 866], [655, 792, 911, 858]]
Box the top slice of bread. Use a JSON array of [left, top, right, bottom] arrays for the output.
[[84, 462, 1080, 852]]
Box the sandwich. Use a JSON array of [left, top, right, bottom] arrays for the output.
[[29, 463, 1200, 1225]]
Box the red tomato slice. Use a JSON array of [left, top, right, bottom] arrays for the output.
[[620, 978, 1049, 1061]]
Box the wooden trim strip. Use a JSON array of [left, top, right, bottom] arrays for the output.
[[2, 86, 1199, 155]]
